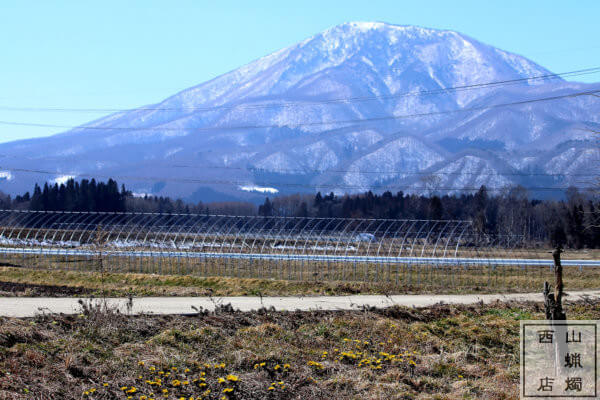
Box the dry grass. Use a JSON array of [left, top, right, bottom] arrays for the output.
[[1, 264, 600, 298], [0, 267, 404, 297], [1, 299, 599, 399]]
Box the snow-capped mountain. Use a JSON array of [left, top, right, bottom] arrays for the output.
[[1, 22, 598, 201]]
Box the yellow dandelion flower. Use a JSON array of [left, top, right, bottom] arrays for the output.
[[267, 386, 275, 391], [217, 377, 226, 384], [103, 383, 108, 387], [223, 388, 234, 393], [226, 374, 239, 382]]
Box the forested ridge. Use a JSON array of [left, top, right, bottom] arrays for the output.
[[0, 178, 598, 248]]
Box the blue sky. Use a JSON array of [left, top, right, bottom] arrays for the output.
[[1, 0, 599, 143]]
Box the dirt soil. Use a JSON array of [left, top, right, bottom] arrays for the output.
[[0, 281, 93, 297]]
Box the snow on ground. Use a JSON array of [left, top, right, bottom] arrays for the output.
[[0, 171, 13, 181], [132, 192, 152, 198], [239, 185, 279, 194], [51, 175, 76, 185]]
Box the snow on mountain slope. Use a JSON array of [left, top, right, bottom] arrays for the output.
[[340, 136, 444, 189], [0, 21, 598, 200]]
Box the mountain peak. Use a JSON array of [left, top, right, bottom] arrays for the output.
[[317, 21, 459, 41], [327, 21, 445, 34]]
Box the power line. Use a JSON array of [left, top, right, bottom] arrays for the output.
[[0, 88, 598, 133], [164, 163, 598, 178], [1, 151, 598, 178], [578, 127, 600, 134], [0, 165, 592, 193], [0, 67, 598, 114], [1, 152, 597, 179]]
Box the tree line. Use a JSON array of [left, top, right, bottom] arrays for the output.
[[0, 178, 255, 215], [0, 179, 598, 248], [258, 187, 600, 249]]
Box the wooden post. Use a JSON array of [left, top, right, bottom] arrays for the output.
[[543, 246, 566, 320], [553, 247, 564, 317]]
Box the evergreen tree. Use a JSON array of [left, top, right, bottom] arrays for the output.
[[258, 197, 273, 216]]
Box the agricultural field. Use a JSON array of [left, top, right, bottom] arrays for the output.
[[1, 298, 599, 399], [0, 256, 600, 296], [2, 212, 599, 295]]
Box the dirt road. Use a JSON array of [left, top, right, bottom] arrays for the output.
[[1, 290, 599, 317]]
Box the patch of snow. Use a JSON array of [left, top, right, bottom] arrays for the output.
[[239, 185, 279, 194], [54, 146, 84, 156], [222, 152, 257, 166], [132, 192, 152, 198], [0, 171, 14, 181], [52, 175, 75, 185], [165, 147, 183, 158]]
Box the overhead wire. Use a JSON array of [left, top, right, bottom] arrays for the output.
[[0, 89, 597, 190], [0, 69, 598, 194], [0, 88, 598, 133], [0, 66, 599, 114], [0, 165, 593, 193], [0, 151, 597, 178]]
